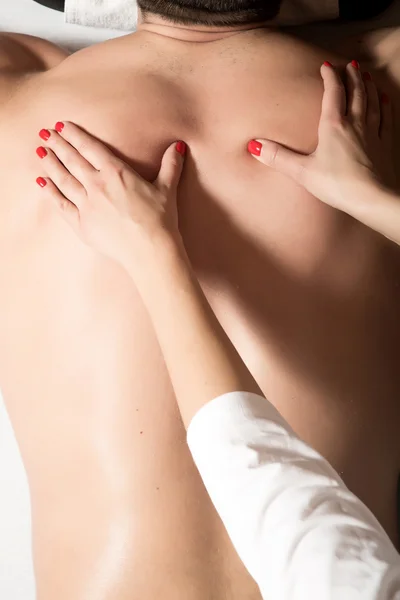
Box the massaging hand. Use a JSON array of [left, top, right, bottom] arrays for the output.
[[35, 121, 186, 267], [248, 60, 396, 214]]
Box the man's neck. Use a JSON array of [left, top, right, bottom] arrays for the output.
[[137, 13, 271, 42]]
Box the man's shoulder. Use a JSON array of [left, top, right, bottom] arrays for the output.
[[0, 33, 68, 73], [0, 33, 68, 107]]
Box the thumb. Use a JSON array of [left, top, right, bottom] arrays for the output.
[[57, 197, 81, 232], [248, 139, 308, 185], [155, 141, 186, 194]]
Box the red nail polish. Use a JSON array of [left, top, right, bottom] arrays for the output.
[[323, 61, 333, 67], [381, 93, 390, 104], [247, 140, 262, 157], [39, 129, 51, 141], [36, 177, 47, 188], [36, 146, 48, 159], [363, 71, 372, 81], [55, 122, 64, 133], [176, 141, 186, 156], [351, 60, 360, 69]]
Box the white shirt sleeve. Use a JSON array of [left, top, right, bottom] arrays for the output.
[[187, 392, 400, 600]]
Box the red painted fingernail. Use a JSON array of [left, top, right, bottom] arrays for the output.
[[323, 61, 333, 67], [247, 140, 262, 157], [363, 71, 372, 81], [39, 129, 51, 141], [351, 60, 360, 69], [36, 177, 47, 188], [176, 140, 186, 156], [382, 93, 390, 104], [55, 121, 64, 133], [36, 146, 48, 159]]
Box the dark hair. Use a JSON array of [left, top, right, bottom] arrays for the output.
[[138, 0, 282, 26]]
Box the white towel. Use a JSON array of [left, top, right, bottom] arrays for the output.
[[65, 0, 137, 31], [65, 0, 338, 31]]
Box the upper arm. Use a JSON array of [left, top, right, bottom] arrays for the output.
[[0, 32, 68, 105]]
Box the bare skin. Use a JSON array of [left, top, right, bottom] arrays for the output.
[[0, 21, 400, 600]]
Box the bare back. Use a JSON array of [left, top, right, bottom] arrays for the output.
[[0, 28, 399, 599]]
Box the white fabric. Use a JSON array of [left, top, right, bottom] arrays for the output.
[[187, 392, 400, 600], [64, 0, 338, 31], [65, 0, 137, 31], [1, 0, 123, 50]]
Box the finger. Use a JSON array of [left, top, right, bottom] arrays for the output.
[[53, 121, 119, 171], [346, 60, 366, 126], [320, 62, 346, 123], [380, 93, 393, 149], [248, 139, 307, 184], [40, 128, 95, 185], [36, 145, 86, 208], [155, 141, 186, 194], [362, 72, 380, 134], [36, 176, 80, 231]]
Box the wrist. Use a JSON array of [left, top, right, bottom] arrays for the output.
[[122, 228, 189, 285], [349, 180, 400, 246], [353, 178, 388, 212], [342, 175, 385, 217]]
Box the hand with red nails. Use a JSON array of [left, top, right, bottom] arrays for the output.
[[248, 60, 400, 246], [35, 121, 187, 272], [35, 122, 262, 439]]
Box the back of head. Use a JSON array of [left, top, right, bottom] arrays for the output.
[[138, 0, 282, 26]]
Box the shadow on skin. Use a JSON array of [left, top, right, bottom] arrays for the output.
[[177, 153, 400, 542], [0, 33, 69, 73], [180, 154, 400, 411]]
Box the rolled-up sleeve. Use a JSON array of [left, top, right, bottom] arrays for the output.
[[187, 392, 400, 600]]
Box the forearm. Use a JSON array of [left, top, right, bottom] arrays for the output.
[[125, 236, 261, 427], [349, 182, 400, 246]]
